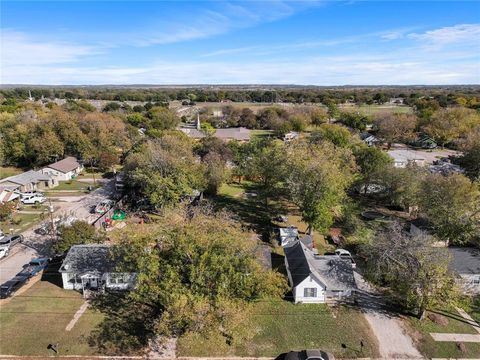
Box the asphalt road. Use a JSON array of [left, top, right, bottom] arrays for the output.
[[0, 179, 115, 284]]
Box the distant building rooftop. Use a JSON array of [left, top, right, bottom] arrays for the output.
[[46, 156, 81, 173]]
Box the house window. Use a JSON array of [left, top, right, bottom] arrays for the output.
[[304, 288, 317, 298], [474, 277, 480, 285], [67, 273, 81, 284], [108, 273, 128, 284]]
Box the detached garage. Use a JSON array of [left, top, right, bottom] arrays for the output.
[[41, 157, 83, 181]]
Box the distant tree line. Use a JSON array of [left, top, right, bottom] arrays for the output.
[[1, 86, 479, 108]]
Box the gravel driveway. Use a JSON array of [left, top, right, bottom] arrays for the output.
[[354, 271, 424, 359]]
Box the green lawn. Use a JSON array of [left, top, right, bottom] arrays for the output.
[[178, 301, 379, 357], [339, 104, 413, 116], [215, 181, 334, 252], [0, 212, 45, 233], [0, 280, 104, 356], [0, 166, 23, 180], [251, 129, 274, 139], [53, 180, 98, 191], [406, 308, 480, 358]]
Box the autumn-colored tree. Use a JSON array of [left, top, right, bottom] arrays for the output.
[[374, 113, 417, 149]]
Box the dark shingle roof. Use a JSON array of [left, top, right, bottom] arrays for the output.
[[284, 241, 310, 287], [284, 240, 356, 291], [59, 244, 114, 274], [47, 157, 81, 173], [448, 247, 480, 275]]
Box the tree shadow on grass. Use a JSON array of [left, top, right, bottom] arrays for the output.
[[210, 194, 274, 241], [40, 258, 64, 288], [88, 292, 156, 355]]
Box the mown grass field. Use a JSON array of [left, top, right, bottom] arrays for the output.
[[0, 280, 103, 356], [0, 211, 45, 233], [0, 166, 23, 180], [178, 301, 379, 357], [339, 104, 413, 116]]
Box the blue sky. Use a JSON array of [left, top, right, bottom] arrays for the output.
[[1, 1, 479, 85]]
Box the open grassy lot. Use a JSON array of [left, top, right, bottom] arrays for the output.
[[0, 280, 103, 356], [406, 308, 480, 358], [0, 166, 23, 180], [52, 180, 98, 191], [215, 182, 334, 252], [0, 211, 45, 233], [339, 104, 413, 116], [178, 301, 379, 357]]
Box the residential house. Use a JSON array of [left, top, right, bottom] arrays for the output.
[[411, 135, 437, 149], [41, 156, 83, 181], [360, 132, 379, 147], [0, 170, 57, 192], [448, 247, 480, 294], [59, 244, 136, 293], [284, 240, 356, 303], [0, 186, 20, 203], [387, 149, 426, 168]]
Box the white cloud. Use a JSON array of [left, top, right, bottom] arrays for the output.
[[408, 24, 480, 48], [0, 29, 99, 67], [3, 54, 478, 85]]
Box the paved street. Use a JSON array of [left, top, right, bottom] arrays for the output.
[[0, 180, 115, 284]]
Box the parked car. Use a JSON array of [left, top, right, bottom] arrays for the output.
[[0, 274, 29, 299], [21, 194, 46, 205], [19, 191, 44, 199], [0, 234, 24, 247], [335, 249, 356, 269], [0, 230, 4, 241], [285, 349, 335, 360], [0, 246, 9, 259], [18, 257, 49, 277], [95, 199, 114, 214]]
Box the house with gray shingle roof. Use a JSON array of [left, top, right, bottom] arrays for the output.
[[0, 170, 56, 192], [284, 240, 356, 303], [59, 244, 136, 293], [41, 156, 83, 181], [448, 247, 480, 294]]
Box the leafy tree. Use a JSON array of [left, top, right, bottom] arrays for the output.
[[285, 141, 356, 234], [0, 202, 14, 221], [374, 113, 417, 149], [55, 220, 102, 254], [310, 123, 353, 148], [354, 145, 393, 195], [107, 210, 287, 343], [362, 222, 459, 317], [419, 173, 480, 245], [124, 136, 205, 209], [147, 107, 180, 130], [378, 165, 426, 210], [456, 127, 480, 180], [103, 102, 121, 112], [309, 108, 329, 126], [339, 112, 371, 131], [423, 107, 480, 146], [204, 152, 227, 195], [238, 108, 256, 128]]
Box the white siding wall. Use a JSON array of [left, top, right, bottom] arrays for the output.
[[61, 272, 83, 290], [41, 168, 78, 182], [293, 276, 326, 304]]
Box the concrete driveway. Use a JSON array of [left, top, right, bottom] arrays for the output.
[[0, 179, 115, 284]]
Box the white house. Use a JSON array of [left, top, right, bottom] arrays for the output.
[[387, 149, 425, 168], [59, 244, 136, 293], [41, 156, 83, 181], [360, 132, 379, 147], [448, 247, 480, 294], [284, 240, 356, 304]]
